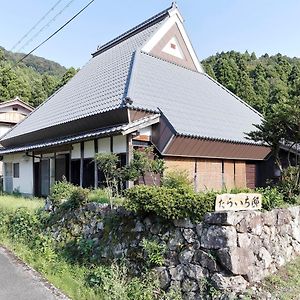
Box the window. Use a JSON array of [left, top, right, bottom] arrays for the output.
[[13, 163, 20, 178], [13, 107, 18, 111]]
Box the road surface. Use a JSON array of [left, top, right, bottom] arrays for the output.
[[0, 246, 68, 300]]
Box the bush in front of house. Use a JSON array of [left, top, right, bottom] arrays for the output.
[[124, 185, 216, 221], [49, 178, 76, 208]]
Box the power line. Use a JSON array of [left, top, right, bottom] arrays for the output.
[[10, 0, 64, 51], [16, 0, 76, 53], [10, 0, 95, 70]]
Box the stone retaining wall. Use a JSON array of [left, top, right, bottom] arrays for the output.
[[50, 204, 300, 299]]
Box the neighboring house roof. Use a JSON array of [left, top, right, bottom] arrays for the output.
[[0, 4, 263, 148], [0, 96, 34, 112]]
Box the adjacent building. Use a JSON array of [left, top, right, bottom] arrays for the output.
[[0, 5, 271, 197]]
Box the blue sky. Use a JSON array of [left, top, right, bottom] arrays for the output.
[[1, 0, 299, 68]]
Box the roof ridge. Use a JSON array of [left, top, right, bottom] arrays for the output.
[[92, 5, 172, 57]]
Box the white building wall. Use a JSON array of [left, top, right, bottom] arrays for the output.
[[113, 135, 127, 153], [98, 137, 110, 153], [3, 153, 33, 196], [0, 124, 12, 138], [71, 143, 81, 159], [84, 140, 95, 158], [139, 126, 152, 137]]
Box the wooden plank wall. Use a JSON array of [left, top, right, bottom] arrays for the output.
[[246, 163, 256, 189], [164, 157, 248, 191]]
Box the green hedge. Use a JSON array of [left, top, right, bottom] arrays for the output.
[[124, 185, 216, 221]]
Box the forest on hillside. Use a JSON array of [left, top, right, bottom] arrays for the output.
[[0, 46, 300, 113], [202, 51, 300, 116], [0, 46, 76, 107]]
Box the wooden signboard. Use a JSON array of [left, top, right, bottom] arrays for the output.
[[215, 193, 262, 212]]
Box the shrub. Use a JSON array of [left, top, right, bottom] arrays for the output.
[[257, 186, 285, 210], [124, 185, 216, 221], [67, 187, 90, 209], [9, 207, 39, 241], [49, 179, 76, 208], [88, 188, 110, 204], [278, 166, 300, 204], [141, 238, 166, 267], [161, 171, 193, 190]]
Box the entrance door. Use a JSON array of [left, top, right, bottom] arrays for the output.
[[55, 154, 70, 182], [34, 162, 40, 197], [40, 159, 50, 197], [4, 163, 13, 193]]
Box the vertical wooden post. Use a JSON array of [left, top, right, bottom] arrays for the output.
[[126, 134, 134, 188], [80, 142, 84, 187], [194, 158, 198, 192], [68, 149, 72, 182], [94, 139, 98, 189], [32, 151, 35, 197], [110, 136, 113, 153]]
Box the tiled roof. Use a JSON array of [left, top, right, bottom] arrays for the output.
[[1, 11, 167, 141], [127, 52, 262, 144], [0, 115, 159, 154], [1, 5, 263, 146]]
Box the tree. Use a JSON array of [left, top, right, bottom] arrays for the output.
[[54, 67, 77, 91]]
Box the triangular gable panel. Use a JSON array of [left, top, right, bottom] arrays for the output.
[[149, 23, 197, 71], [162, 36, 185, 59]]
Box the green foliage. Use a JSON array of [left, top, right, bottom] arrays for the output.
[[0, 195, 181, 300], [125, 185, 215, 221], [161, 171, 193, 190], [124, 147, 165, 185], [86, 265, 180, 300], [9, 207, 38, 241], [0, 46, 76, 107], [88, 188, 110, 204], [257, 186, 285, 210], [202, 51, 300, 115], [49, 179, 76, 208], [141, 238, 166, 267], [278, 166, 300, 204], [68, 187, 90, 209]]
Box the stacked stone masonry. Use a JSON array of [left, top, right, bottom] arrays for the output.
[[50, 204, 300, 299]]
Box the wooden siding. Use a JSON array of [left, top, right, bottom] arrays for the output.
[[164, 157, 249, 191], [151, 116, 175, 153], [235, 161, 247, 188], [197, 159, 222, 191], [223, 160, 235, 190], [129, 109, 154, 122], [165, 157, 195, 180], [246, 163, 256, 189]]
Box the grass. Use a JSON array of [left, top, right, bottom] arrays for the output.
[[0, 194, 43, 212], [0, 194, 180, 300], [260, 256, 300, 300], [0, 236, 99, 300]]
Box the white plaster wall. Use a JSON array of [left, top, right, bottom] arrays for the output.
[[71, 143, 81, 159], [113, 135, 127, 153], [0, 124, 11, 138], [98, 137, 110, 153], [139, 126, 152, 136], [84, 140, 95, 158], [3, 153, 33, 195]]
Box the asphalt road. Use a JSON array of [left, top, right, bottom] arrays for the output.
[[0, 246, 68, 300]]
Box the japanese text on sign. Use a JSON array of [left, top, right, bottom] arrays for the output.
[[215, 193, 262, 212]]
